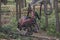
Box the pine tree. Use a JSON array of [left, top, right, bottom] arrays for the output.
[[0, 0, 2, 27], [54, 0, 60, 32]]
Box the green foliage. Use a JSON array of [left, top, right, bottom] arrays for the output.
[[40, 16, 46, 31], [0, 16, 19, 39], [0, 1, 60, 38], [7, 0, 15, 5], [0, 33, 6, 38], [26, 0, 32, 3], [56, 32, 60, 37], [44, 17, 56, 35], [38, 11, 57, 36], [58, 0, 60, 3]]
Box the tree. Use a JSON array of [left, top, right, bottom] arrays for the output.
[[25, 0, 27, 7], [53, 0, 55, 9], [44, 0, 48, 30], [0, 0, 2, 27], [21, 0, 24, 8], [1, 0, 7, 5], [54, 0, 60, 32], [19, 0, 21, 18], [21, 0, 27, 8], [16, 0, 19, 21]]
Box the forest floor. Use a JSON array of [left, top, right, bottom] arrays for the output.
[[0, 32, 59, 40], [17, 29, 59, 40], [1, 4, 60, 40]]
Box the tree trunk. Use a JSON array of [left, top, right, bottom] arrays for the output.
[[44, 0, 48, 30], [25, 0, 27, 7], [53, 0, 55, 9], [16, 0, 19, 21], [21, 0, 24, 8], [33, 5, 35, 12], [0, 0, 2, 27], [54, 0, 60, 32], [40, 2, 42, 20], [19, 0, 21, 18]]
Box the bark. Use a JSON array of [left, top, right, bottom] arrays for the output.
[[44, 0, 48, 30], [33, 5, 35, 12], [54, 0, 60, 32], [25, 0, 27, 7], [1, 0, 7, 5], [53, 0, 55, 9], [19, 0, 21, 18], [16, 0, 19, 21], [21, 0, 24, 8], [0, 0, 2, 27], [40, 2, 42, 20]]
